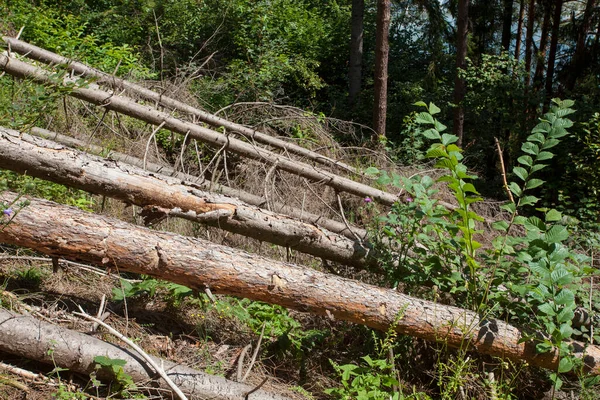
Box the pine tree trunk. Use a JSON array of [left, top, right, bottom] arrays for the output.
[[453, 0, 469, 146], [349, 0, 364, 110], [533, 1, 552, 89], [0, 127, 374, 268], [373, 0, 391, 138], [502, 0, 514, 52], [544, 0, 563, 105], [524, 0, 536, 86], [2, 192, 600, 374], [566, 0, 597, 90], [514, 0, 526, 58]]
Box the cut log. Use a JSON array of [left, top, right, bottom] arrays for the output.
[[30, 127, 367, 240], [0, 308, 290, 400], [3, 37, 357, 174], [0, 126, 372, 267], [0, 53, 398, 206], [1, 192, 600, 375]]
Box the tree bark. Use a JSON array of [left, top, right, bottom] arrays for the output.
[[524, 0, 536, 86], [2, 192, 600, 375], [514, 0, 526, 58], [502, 0, 514, 52], [0, 127, 373, 268], [533, 0, 552, 89], [29, 127, 366, 241], [2, 37, 357, 175], [0, 308, 289, 400], [373, 0, 391, 138], [565, 0, 597, 91], [452, 0, 469, 146], [544, 0, 563, 104], [349, 0, 364, 110], [0, 53, 399, 206]]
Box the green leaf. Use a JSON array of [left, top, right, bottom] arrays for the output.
[[545, 225, 569, 243], [545, 209, 562, 222], [520, 195, 540, 207], [492, 220, 509, 231], [413, 101, 427, 107], [527, 132, 545, 143], [557, 308, 575, 323], [94, 356, 127, 367], [542, 138, 560, 150], [441, 133, 458, 146], [532, 121, 551, 134], [538, 303, 556, 316], [524, 216, 545, 231], [509, 182, 522, 197], [525, 179, 544, 190], [555, 288, 575, 305], [415, 112, 435, 125], [364, 167, 380, 176], [558, 357, 573, 373], [517, 155, 533, 167], [422, 128, 441, 140], [429, 102, 441, 115], [536, 151, 554, 161], [530, 164, 547, 174], [434, 120, 447, 132], [550, 269, 572, 285], [521, 142, 539, 155], [513, 167, 528, 181], [500, 202, 516, 213]]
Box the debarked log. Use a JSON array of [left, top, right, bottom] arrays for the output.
[[1, 192, 600, 375], [0, 126, 373, 268], [0, 53, 398, 206], [0, 308, 290, 400]]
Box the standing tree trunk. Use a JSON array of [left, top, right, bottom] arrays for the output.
[[533, 0, 552, 89], [524, 0, 536, 86], [544, 0, 563, 104], [349, 0, 364, 110], [373, 0, 391, 138], [566, 0, 597, 90], [502, 0, 515, 52], [453, 0, 469, 146], [514, 0, 526, 58]]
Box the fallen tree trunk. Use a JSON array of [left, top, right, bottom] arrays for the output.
[[0, 127, 372, 267], [0, 308, 290, 400], [0, 53, 398, 206], [3, 36, 357, 175], [30, 127, 367, 240], [1, 192, 599, 375]]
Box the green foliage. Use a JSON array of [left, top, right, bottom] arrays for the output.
[[93, 356, 142, 398], [0, 170, 93, 211], [366, 100, 597, 393]]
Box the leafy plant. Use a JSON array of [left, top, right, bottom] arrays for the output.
[[93, 356, 143, 398]]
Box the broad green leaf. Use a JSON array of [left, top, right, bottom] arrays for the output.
[[517, 155, 533, 167], [415, 112, 435, 125], [557, 308, 574, 323], [422, 128, 441, 140], [520, 195, 540, 207], [500, 202, 516, 213], [554, 288, 575, 305], [524, 216, 545, 231], [513, 167, 528, 181], [532, 121, 551, 134], [527, 132, 545, 143], [364, 166, 379, 176], [550, 269, 572, 285], [461, 183, 479, 194], [441, 133, 458, 146], [429, 102, 441, 115], [545, 209, 562, 222], [427, 146, 448, 158], [558, 357, 574, 373], [492, 220, 509, 231], [530, 164, 547, 174], [434, 120, 447, 132], [521, 142, 539, 155], [525, 179, 544, 190], [538, 303, 556, 316], [545, 225, 569, 243], [542, 138, 560, 149], [413, 101, 427, 107], [536, 151, 554, 161], [509, 182, 522, 197]]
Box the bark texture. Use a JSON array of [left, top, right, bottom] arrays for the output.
[[544, 0, 563, 103], [2, 192, 600, 375], [349, 0, 364, 109], [373, 0, 391, 137], [514, 0, 526, 59], [0, 308, 290, 400], [29, 127, 368, 241], [0, 127, 373, 267], [2, 37, 356, 175], [0, 53, 398, 206], [452, 0, 470, 146], [525, 0, 536, 86]]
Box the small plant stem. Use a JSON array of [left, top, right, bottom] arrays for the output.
[[494, 137, 514, 203], [241, 323, 265, 383], [73, 307, 189, 400]]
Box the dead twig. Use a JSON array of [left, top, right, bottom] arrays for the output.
[[241, 323, 266, 383]]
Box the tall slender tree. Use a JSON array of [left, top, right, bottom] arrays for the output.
[[515, 0, 526, 58], [502, 0, 514, 51], [349, 0, 364, 110], [533, 0, 552, 89], [373, 0, 391, 138], [453, 0, 470, 145], [544, 0, 563, 103], [565, 0, 597, 90], [524, 0, 536, 86]]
